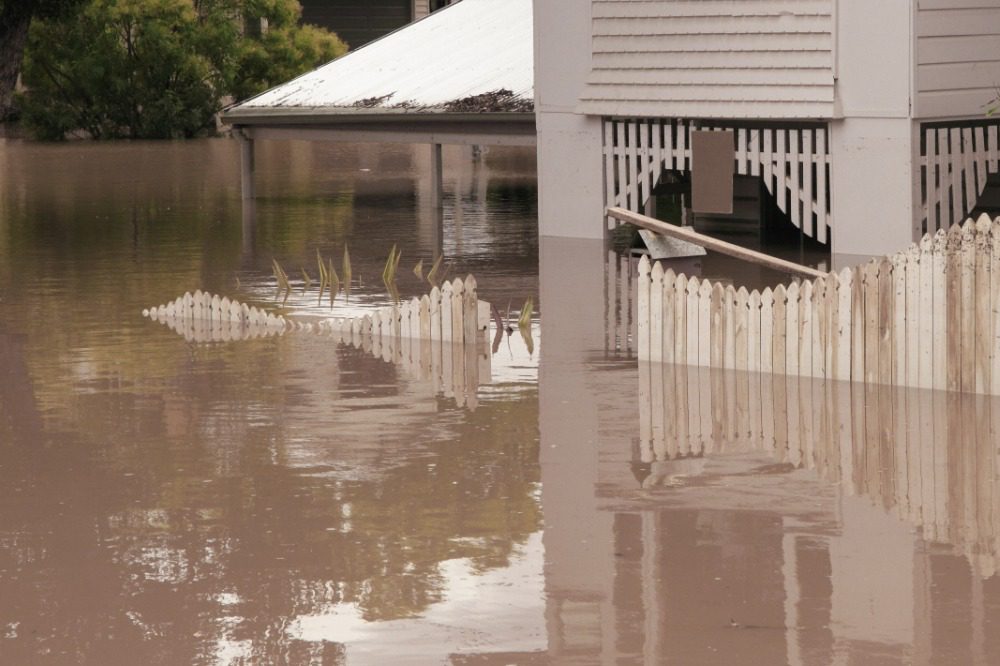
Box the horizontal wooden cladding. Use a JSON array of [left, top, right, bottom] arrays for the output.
[[593, 33, 832, 52], [918, 35, 1000, 64], [589, 67, 832, 86], [914, 4, 1000, 118], [919, 62, 1000, 92], [593, 50, 833, 69], [580, 99, 834, 118], [918, 90, 999, 118], [915, 7, 1000, 36], [585, 83, 832, 102], [593, 15, 832, 36], [592, 0, 832, 19]]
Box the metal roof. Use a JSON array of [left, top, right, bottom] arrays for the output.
[[228, 0, 533, 115]]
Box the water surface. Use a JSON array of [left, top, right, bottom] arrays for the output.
[[2, 137, 1000, 665]]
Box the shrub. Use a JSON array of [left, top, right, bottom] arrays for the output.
[[19, 0, 346, 139]]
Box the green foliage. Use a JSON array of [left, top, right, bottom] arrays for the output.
[[19, 0, 346, 139]]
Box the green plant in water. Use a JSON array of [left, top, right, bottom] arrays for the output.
[[426, 255, 443, 287], [382, 244, 399, 287], [328, 257, 339, 308], [301, 268, 312, 292], [518, 297, 535, 355], [413, 259, 424, 281], [342, 244, 352, 300], [316, 249, 328, 304], [271, 259, 291, 305], [518, 297, 533, 329]]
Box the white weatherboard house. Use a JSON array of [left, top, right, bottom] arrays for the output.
[[535, 0, 1000, 259]]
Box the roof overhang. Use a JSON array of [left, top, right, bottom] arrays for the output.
[[226, 110, 536, 147]]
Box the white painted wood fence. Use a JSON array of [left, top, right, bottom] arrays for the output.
[[605, 118, 831, 243], [637, 214, 1000, 395], [144, 278, 490, 407], [638, 365, 1000, 577], [922, 120, 1000, 234]]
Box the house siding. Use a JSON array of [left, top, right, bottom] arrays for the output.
[[578, 0, 835, 119], [915, 0, 1000, 119]]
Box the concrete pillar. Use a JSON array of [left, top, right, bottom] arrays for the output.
[[830, 118, 920, 261], [534, 0, 605, 239], [831, 0, 917, 262]]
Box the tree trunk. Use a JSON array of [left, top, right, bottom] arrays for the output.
[[0, 2, 35, 122]]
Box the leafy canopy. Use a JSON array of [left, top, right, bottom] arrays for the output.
[[20, 0, 346, 139]]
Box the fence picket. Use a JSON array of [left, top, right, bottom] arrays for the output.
[[663, 269, 676, 364], [786, 282, 800, 378], [650, 261, 663, 363], [975, 216, 993, 395], [686, 276, 699, 366], [638, 256, 651, 360]]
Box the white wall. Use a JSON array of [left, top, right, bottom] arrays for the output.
[[534, 0, 606, 239]]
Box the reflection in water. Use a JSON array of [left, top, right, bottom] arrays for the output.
[[542, 238, 1000, 665], [639, 364, 1000, 577], [0, 138, 542, 664]]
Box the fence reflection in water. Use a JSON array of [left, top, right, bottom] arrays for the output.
[[638, 359, 1000, 577]]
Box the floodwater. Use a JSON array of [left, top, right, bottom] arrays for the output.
[[1, 137, 999, 665]]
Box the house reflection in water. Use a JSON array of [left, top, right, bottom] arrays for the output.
[[539, 236, 1000, 665]]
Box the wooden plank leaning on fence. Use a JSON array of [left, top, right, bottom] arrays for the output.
[[635, 213, 1000, 396]]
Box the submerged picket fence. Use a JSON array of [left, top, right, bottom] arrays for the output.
[[144, 276, 486, 345], [638, 362, 1000, 576], [143, 277, 490, 408], [637, 214, 1000, 395]]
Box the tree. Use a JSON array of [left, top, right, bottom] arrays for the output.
[[17, 0, 346, 139], [0, 0, 86, 121]]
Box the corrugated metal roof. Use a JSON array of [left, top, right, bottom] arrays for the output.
[[232, 0, 533, 113]]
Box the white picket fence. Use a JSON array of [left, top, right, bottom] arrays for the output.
[[605, 118, 832, 243], [638, 362, 1000, 577], [637, 214, 1000, 395], [144, 277, 490, 408]]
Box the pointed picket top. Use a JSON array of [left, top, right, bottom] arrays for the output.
[[976, 212, 993, 235], [774, 283, 786, 304], [651, 260, 664, 280], [664, 267, 676, 283], [451, 276, 464, 295], [430, 285, 441, 306], [183, 292, 194, 309], [749, 289, 761, 310], [638, 254, 651, 277], [687, 275, 700, 296], [221, 296, 231, 318], [724, 283, 736, 300], [836, 266, 851, 286], [698, 279, 713, 298], [194, 289, 203, 303], [464, 274, 477, 294], [676, 273, 688, 293], [878, 255, 893, 277], [442, 280, 453, 297], [736, 285, 749, 303], [787, 280, 800, 300], [801, 277, 813, 301], [762, 286, 774, 305], [961, 216, 976, 239], [947, 220, 964, 246]]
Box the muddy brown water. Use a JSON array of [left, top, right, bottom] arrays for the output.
[[1, 138, 998, 664]]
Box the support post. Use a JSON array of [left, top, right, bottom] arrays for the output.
[[430, 143, 443, 209], [239, 131, 255, 201]]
